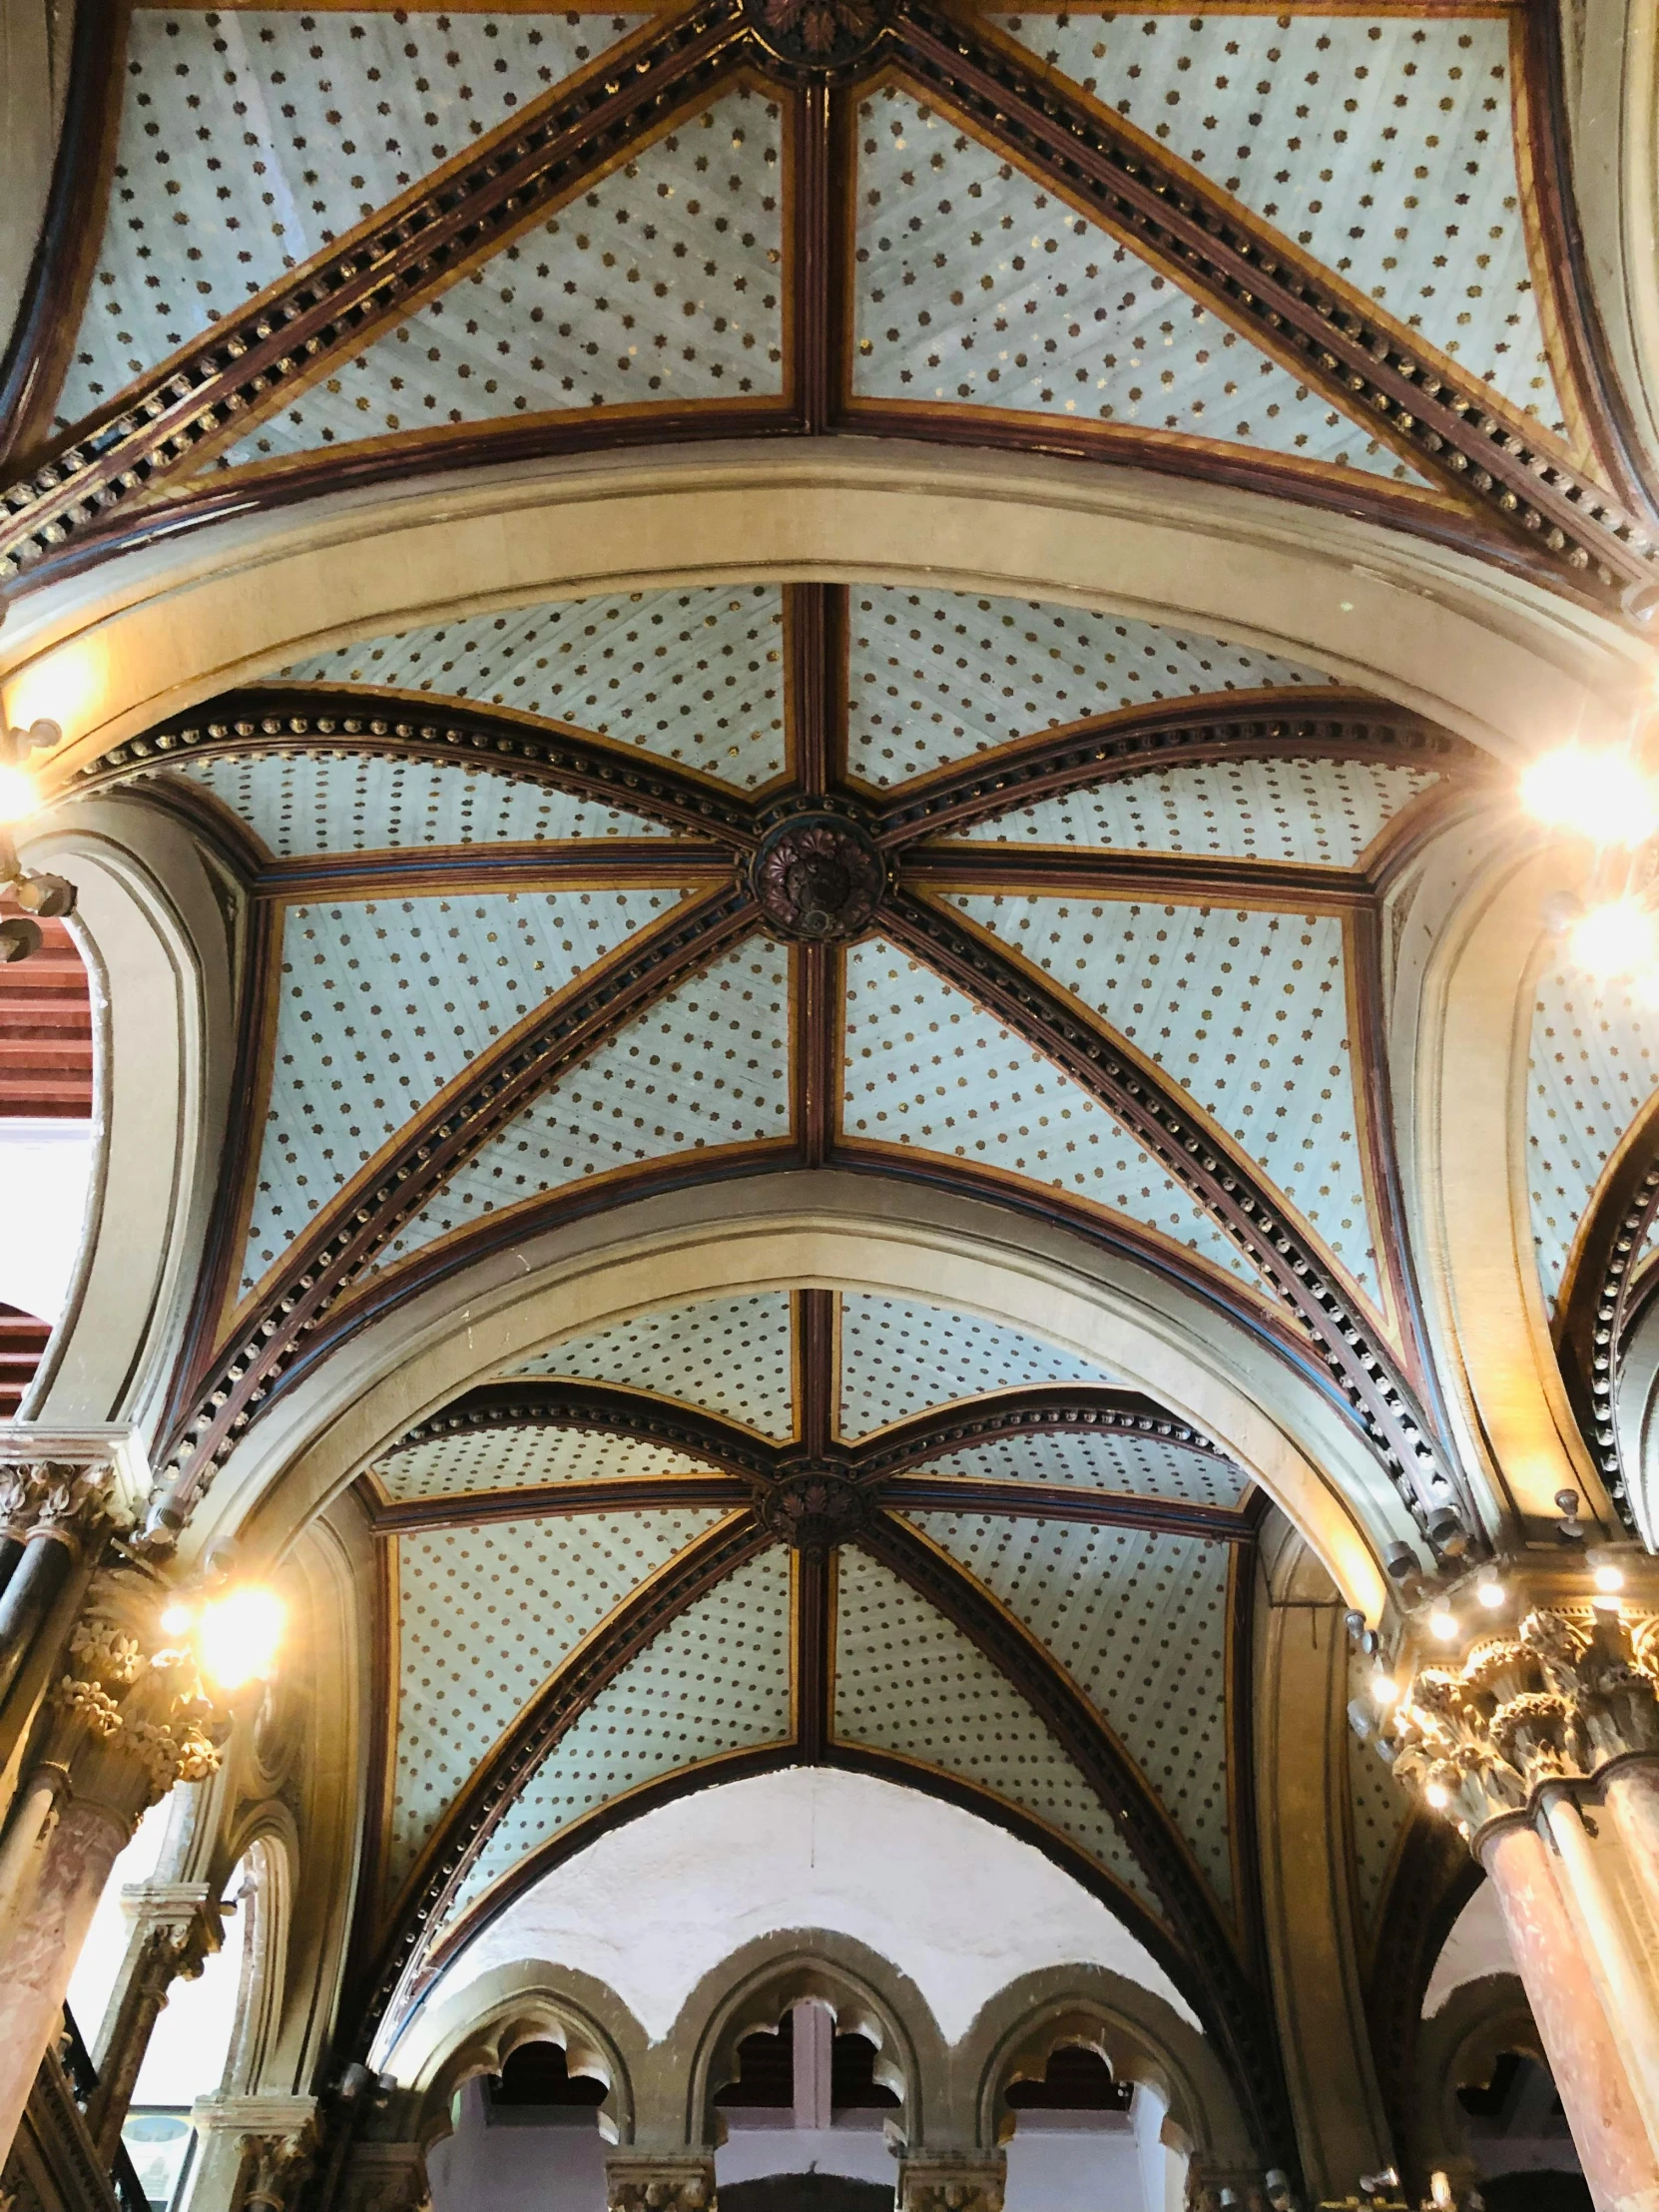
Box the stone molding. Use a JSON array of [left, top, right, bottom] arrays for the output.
[[604, 2153, 717, 2212], [192, 2095, 319, 2212], [1388, 1603, 1659, 1840], [896, 2156, 1006, 2212]]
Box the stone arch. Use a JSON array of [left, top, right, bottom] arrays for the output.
[[676, 1932, 945, 2154], [1408, 1972, 1546, 2190], [960, 1963, 1254, 2168], [399, 1960, 646, 2151], [211, 1813, 297, 2099]]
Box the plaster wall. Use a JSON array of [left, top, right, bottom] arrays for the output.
[[398, 1767, 1199, 2069], [1421, 1885, 1521, 2018]]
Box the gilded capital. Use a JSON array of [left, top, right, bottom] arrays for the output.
[[896, 2158, 1007, 2212], [604, 2155, 717, 2212], [44, 1569, 227, 1814]]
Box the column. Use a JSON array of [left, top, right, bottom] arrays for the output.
[[1479, 1821, 1654, 2212], [0, 1564, 225, 2163], [85, 1884, 221, 2160], [187, 2095, 319, 2212], [0, 1442, 144, 1724], [1603, 1762, 1659, 1939]]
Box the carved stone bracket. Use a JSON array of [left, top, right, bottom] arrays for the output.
[[605, 2153, 717, 2212], [896, 2157, 1007, 2212], [1388, 1604, 1659, 1841], [192, 2097, 319, 2212], [335, 2139, 433, 2212]]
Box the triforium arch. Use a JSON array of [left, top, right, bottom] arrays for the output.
[[404, 1964, 644, 2150]]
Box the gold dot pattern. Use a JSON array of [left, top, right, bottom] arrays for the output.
[[224, 85, 785, 465], [56, 9, 643, 425], [1348, 1651, 1409, 1926], [995, 11, 1565, 434], [391, 1505, 725, 1882], [376, 1427, 714, 1505], [246, 886, 675, 1294], [372, 940, 792, 1272], [1526, 967, 1659, 1314], [960, 758, 1437, 867], [845, 587, 1332, 790], [841, 937, 1260, 1290], [510, 1292, 796, 1439], [831, 1546, 1160, 1914], [449, 1546, 793, 1916], [835, 1294, 1113, 1442], [950, 896, 1381, 1308], [852, 86, 1419, 481], [279, 587, 786, 791], [908, 1513, 1233, 1904], [911, 1431, 1245, 1512], [159, 750, 666, 856]]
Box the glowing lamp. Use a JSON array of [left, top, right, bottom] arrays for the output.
[[1424, 1781, 1451, 1812], [1570, 898, 1659, 980], [160, 1602, 195, 1638], [1475, 1574, 1505, 1610], [1523, 749, 1659, 846], [1428, 1608, 1457, 1643], [196, 1587, 283, 1692], [0, 764, 39, 826], [1594, 1561, 1625, 1594], [1371, 1670, 1399, 1708]]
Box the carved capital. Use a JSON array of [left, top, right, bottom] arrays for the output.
[[896, 2158, 1007, 2212], [1389, 1603, 1659, 1842], [44, 1571, 226, 1814], [336, 2141, 432, 2212], [604, 2154, 717, 2212], [194, 2098, 320, 2212], [124, 1883, 223, 1984], [0, 1428, 149, 1551]]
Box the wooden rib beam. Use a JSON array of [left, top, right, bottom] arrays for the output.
[[153, 884, 760, 1520], [903, 845, 1372, 910], [355, 1507, 773, 2048], [855, 1513, 1292, 2159], [385, 1379, 784, 1483], [881, 890, 1457, 1543], [0, 2, 750, 577], [891, 2, 1657, 607], [372, 1472, 753, 1533], [879, 1474, 1246, 1541], [873, 694, 1485, 847], [1552, 1095, 1659, 1531], [846, 1384, 1230, 1480], [77, 689, 761, 847]]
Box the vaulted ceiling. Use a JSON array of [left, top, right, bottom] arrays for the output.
[[3, 0, 1653, 2168]]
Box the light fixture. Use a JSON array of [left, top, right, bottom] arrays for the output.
[[159, 1601, 195, 1638], [1371, 1670, 1399, 1708], [1428, 1607, 1458, 1643], [195, 1586, 283, 1692], [1475, 1572, 1505, 1610], [1431, 2172, 1454, 2211], [1523, 747, 1659, 847], [1424, 1780, 1451, 1811], [1593, 1560, 1625, 1594], [0, 762, 38, 826], [1570, 897, 1659, 980]]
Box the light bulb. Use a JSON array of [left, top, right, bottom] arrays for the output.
[[1428, 1607, 1458, 1642], [1476, 1575, 1505, 1610], [0, 763, 39, 825], [1522, 748, 1659, 845], [1594, 1561, 1625, 1594], [1571, 898, 1659, 980], [1371, 1670, 1399, 1708], [160, 1602, 194, 1637], [196, 1586, 282, 1692], [1425, 1780, 1451, 1811]]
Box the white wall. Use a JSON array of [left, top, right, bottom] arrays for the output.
[[398, 1767, 1197, 2070], [0, 1118, 93, 1322], [1421, 1884, 1517, 2017]]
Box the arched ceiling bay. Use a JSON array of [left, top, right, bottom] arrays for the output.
[[2, 1, 1654, 607], [346, 1282, 1280, 2140]]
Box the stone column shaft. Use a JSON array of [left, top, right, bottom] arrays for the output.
[[0, 1533, 75, 1710], [1539, 1789, 1659, 2147], [1604, 1762, 1659, 1945], [1480, 1820, 1656, 2212]]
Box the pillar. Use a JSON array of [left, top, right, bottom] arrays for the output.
[[1603, 1763, 1659, 1938], [85, 1884, 221, 2160], [0, 1561, 225, 2163], [188, 2095, 319, 2212], [0, 1440, 146, 1739], [1479, 1821, 1654, 2212]]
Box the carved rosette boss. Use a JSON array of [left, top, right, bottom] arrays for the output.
[[750, 811, 887, 943], [741, 0, 892, 73]]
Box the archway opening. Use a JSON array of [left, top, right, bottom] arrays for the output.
[[429, 2039, 612, 2212]]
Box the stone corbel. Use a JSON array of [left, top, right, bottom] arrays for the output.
[[895, 2156, 1007, 2212], [335, 2139, 433, 2212], [604, 2153, 717, 2212]]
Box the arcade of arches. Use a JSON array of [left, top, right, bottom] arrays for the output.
[[2, 4, 1659, 2211]]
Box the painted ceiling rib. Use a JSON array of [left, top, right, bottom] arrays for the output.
[[884, 1, 1653, 603], [879, 1475, 1246, 1544], [155, 885, 760, 1520], [798, 1288, 836, 1454], [880, 891, 1456, 1545], [384, 1380, 783, 1482], [0, 6, 752, 580], [846, 1385, 1233, 1481], [795, 1548, 832, 1763], [870, 694, 1485, 847], [904, 845, 1371, 910], [853, 1513, 1289, 2156], [372, 1475, 752, 1537], [357, 1505, 773, 2053], [78, 690, 764, 847]]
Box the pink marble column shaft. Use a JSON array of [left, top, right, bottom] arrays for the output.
[[1604, 1762, 1659, 1945], [0, 1797, 129, 2162], [1480, 1820, 1659, 2212]]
